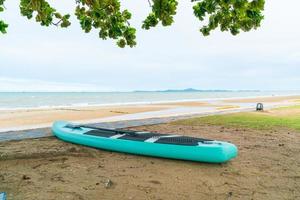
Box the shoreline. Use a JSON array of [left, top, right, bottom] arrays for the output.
[[1, 93, 300, 111], [0, 95, 299, 133]]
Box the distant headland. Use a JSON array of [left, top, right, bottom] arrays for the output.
[[134, 88, 261, 92]]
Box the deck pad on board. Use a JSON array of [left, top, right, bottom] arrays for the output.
[[83, 129, 212, 146]]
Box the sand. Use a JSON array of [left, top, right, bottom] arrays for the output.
[[0, 105, 167, 130], [157, 101, 211, 107], [1, 122, 299, 200], [222, 95, 300, 103], [1, 95, 299, 131], [1, 95, 300, 199]]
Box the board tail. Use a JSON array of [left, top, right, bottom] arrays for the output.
[[0, 192, 6, 200]]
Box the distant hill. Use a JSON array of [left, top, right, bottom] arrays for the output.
[[159, 88, 230, 92], [134, 88, 260, 92]]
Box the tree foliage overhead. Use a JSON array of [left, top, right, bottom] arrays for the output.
[[193, 0, 265, 36], [0, 0, 8, 33], [20, 0, 71, 27], [75, 0, 136, 48], [0, 0, 265, 47], [142, 0, 178, 30]]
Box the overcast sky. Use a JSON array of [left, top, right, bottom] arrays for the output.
[[0, 0, 299, 92]]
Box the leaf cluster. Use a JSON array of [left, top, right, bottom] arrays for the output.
[[20, 0, 71, 28], [142, 0, 178, 30], [193, 0, 265, 36], [0, 0, 8, 34], [75, 0, 136, 48]]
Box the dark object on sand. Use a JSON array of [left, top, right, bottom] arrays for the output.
[[256, 103, 264, 111], [52, 121, 238, 163]]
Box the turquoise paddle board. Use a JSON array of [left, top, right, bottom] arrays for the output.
[[52, 121, 238, 163]]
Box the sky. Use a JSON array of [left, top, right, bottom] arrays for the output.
[[0, 0, 299, 92]]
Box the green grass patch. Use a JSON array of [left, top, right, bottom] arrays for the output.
[[173, 112, 300, 131]]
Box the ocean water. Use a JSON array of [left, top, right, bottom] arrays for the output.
[[0, 91, 299, 110]]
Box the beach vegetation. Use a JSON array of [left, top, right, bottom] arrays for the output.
[[0, 0, 265, 47], [173, 107, 300, 131]]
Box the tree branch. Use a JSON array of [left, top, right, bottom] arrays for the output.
[[52, 19, 62, 26]]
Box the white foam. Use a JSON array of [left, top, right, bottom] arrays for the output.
[[0, 93, 299, 111]]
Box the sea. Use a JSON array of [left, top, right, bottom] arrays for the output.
[[0, 91, 299, 110]]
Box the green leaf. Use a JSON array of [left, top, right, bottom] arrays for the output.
[[54, 13, 62, 19], [117, 39, 126, 48], [0, 20, 8, 34]]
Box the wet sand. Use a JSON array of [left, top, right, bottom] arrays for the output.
[[0, 122, 299, 200]]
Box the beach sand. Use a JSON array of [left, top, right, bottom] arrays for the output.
[[222, 95, 300, 103], [1, 95, 299, 131], [0, 105, 167, 130], [1, 95, 300, 199], [1, 120, 299, 199]]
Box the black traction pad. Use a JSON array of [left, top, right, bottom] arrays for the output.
[[155, 136, 212, 146], [83, 129, 212, 146], [84, 130, 116, 138]]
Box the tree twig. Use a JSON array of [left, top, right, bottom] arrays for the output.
[[52, 19, 62, 26]]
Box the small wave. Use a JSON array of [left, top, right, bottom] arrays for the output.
[[0, 92, 299, 111]]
